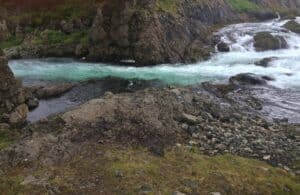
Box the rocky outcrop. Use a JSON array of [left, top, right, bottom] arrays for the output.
[[0, 19, 10, 42], [229, 73, 272, 86], [283, 20, 300, 34], [254, 32, 288, 51], [87, 0, 236, 65], [86, 0, 300, 65], [0, 49, 28, 126]]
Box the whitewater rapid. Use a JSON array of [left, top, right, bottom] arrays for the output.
[[9, 17, 300, 89]]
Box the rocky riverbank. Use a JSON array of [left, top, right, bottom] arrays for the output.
[[0, 76, 299, 193]]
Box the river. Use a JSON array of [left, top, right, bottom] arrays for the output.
[[8, 17, 300, 123]]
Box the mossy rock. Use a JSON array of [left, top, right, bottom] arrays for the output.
[[254, 32, 287, 51], [283, 20, 300, 34]]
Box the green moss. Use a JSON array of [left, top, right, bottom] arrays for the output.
[[0, 132, 13, 150], [156, 0, 179, 15], [104, 147, 300, 194], [31, 30, 88, 45], [0, 176, 24, 194], [10, 1, 95, 28], [2, 145, 299, 194], [227, 0, 260, 12], [0, 36, 23, 49]]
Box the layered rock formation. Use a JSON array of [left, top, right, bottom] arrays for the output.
[[87, 0, 300, 65], [1, 0, 300, 65], [0, 49, 28, 126]]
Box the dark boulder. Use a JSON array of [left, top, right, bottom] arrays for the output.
[[217, 41, 230, 52], [250, 11, 277, 21], [229, 73, 270, 86], [254, 32, 288, 51], [254, 57, 278, 67], [283, 20, 300, 34]]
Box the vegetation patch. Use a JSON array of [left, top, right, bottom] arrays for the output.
[[0, 36, 23, 49], [9, 1, 95, 28], [156, 0, 180, 15], [31, 30, 88, 45], [12, 145, 299, 194], [0, 131, 13, 150], [227, 0, 260, 12]]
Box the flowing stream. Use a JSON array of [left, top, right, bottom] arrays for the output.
[[8, 17, 300, 122]]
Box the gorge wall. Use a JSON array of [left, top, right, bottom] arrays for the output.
[[0, 0, 300, 65]]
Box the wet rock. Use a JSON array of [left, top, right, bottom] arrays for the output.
[[251, 11, 278, 20], [255, 57, 278, 67], [283, 20, 300, 34], [254, 32, 287, 51], [75, 43, 89, 58], [229, 73, 268, 86], [35, 84, 75, 99], [26, 98, 39, 110], [217, 41, 230, 52]]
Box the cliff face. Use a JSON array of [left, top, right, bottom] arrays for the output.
[[87, 0, 234, 65], [87, 0, 300, 65], [0, 0, 300, 65]]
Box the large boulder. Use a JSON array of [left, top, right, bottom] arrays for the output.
[[217, 41, 230, 52], [253, 32, 288, 51], [283, 20, 300, 34], [0, 49, 28, 126], [229, 73, 270, 86]]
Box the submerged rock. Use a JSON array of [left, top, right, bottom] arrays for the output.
[[229, 73, 269, 86], [254, 57, 278, 67], [254, 32, 287, 51]]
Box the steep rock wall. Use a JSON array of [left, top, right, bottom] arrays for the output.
[[87, 0, 300, 65]]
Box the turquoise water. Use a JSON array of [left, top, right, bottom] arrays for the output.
[[8, 18, 300, 88]]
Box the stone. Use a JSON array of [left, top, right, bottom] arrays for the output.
[[255, 57, 278, 67], [254, 32, 287, 51], [263, 155, 271, 160], [217, 41, 230, 52], [283, 20, 300, 34], [229, 73, 268, 86], [35, 84, 75, 99], [115, 169, 124, 178], [26, 98, 39, 110], [181, 113, 199, 125], [138, 184, 152, 194], [9, 104, 28, 125]]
